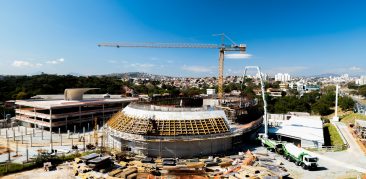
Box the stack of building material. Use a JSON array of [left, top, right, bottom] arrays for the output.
[[242, 150, 256, 166], [115, 167, 137, 178]]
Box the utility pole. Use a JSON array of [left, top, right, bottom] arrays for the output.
[[333, 84, 340, 122]]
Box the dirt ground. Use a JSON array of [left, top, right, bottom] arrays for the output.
[[2, 164, 74, 179]]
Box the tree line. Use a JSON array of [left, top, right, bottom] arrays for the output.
[[0, 74, 355, 116], [266, 87, 355, 116]]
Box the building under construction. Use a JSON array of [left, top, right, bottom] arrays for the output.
[[13, 88, 137, 130], [106, 97, 263, 158]]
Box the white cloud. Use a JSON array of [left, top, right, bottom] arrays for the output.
[[225, 53, 252, 59], [46, 58, 64, 65], [320, 66, 364, 75], [265, 66, 309, 75], [12, 60, 43, 68], [108, 60, 129, 64], [181, 65, 213, 73], [166, 60, 174, 64], [130, 63, 155, 68], [349, 66, 362, 71]]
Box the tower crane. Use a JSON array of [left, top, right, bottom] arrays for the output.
[[98, 35, 247, 99]]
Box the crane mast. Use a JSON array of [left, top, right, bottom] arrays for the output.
[[98, 40, 246, 99]]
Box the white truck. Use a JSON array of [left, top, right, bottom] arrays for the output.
[[282, 143, 318, 170]]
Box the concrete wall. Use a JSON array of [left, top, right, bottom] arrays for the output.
[[146, 137, 232, 158], [108, 135, 232, 158]]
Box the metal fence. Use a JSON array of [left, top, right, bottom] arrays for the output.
[[306, 144, 348, 152]]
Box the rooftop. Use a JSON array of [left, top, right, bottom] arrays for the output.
[[269, 116, 324, 144], [15, 97, 138, 109]]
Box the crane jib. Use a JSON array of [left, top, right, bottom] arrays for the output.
[[98, 43, 246, 52]]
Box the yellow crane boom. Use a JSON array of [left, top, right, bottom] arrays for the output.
[[98, 40, 246, 99]]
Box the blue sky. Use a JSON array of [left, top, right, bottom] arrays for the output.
[[1, 0, 366, 77]]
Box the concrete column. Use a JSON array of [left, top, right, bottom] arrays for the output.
[[34, 107, 37, 133], [83, 127, 85, 139], [79, 106, 81, 126], [60, 132, 62, 146], [19, 105, 22, 128], [74, 125, 76, 135], [33, 128, 35, 137], [87, 123, 90, 132], [112, 138, 115, 149], [102, 104, 105, 123], [30, 134, 32, 147], [13, 129, 15, 141], [41, 126, 44, 140], [50, 109, 53, 151], [83, 138, 86, 151], [18, 125, 20, 132], [7, 138, 10, 162], [5, 129, 8, 139], [26, 145, 29, 162], [16, 141, 18, 156], [21, 132, 23, 144], [67, 130, 70, 139], [25, 126, 27, 135], [58, 128, 60, 135]]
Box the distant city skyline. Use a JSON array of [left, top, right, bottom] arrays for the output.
[[1, 0, 366, 77]]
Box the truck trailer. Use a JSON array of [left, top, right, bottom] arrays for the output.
[[283, 143, 318, 170], [258, 133, 318, 170], [258, 134, 284, 154]]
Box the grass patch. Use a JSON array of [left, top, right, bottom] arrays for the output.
[[340, 112, 366, 124], [324, 123, 344, 146], [0, 150, 99, 176], [0, 163, 37, 176]]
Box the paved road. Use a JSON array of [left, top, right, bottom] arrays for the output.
[[307, 122, 366, 173], [333, 122, 363, 156]]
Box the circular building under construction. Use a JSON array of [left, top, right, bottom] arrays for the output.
[[106, 97, 262, 158]]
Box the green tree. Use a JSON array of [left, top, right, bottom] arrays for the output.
[[15, 91, 28, 99], [312, 101, 332, 115], [273, 96, 311, 113], [339, 96, 355, 111]]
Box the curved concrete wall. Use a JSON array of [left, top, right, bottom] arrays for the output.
[[64, 88, 99, 100], [108, 135, 232, 158]]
